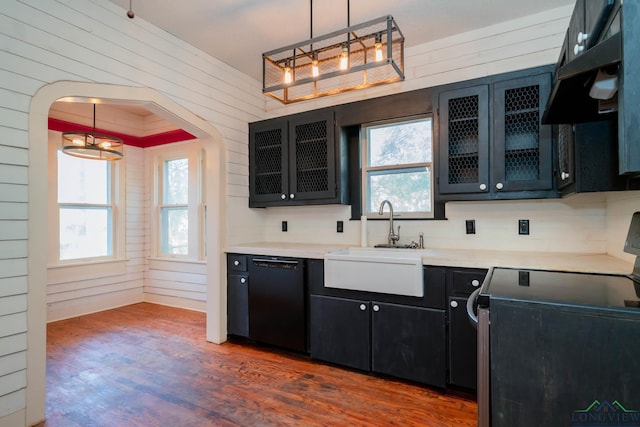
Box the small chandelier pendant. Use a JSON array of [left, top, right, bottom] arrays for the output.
[[61, 104, 124, 161]]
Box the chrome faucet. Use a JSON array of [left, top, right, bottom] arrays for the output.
[[378, 200, 400, 245]]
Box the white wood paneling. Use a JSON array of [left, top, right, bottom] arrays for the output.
[[0, 353, 26, 378], [0, 313, 26, 338], [0, 296, 26, 317], [0, 390, 25, 420], [0, 334, 27, 358], [0, 277, 27, 298]]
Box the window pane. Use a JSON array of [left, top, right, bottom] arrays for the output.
[[367, 168, 431, 213], [164, 158, 188, 205], [368, 119, 432, 167], [161, 207, 188, 255], [59, 207, 112, 260], [57, 151, 110, 204]]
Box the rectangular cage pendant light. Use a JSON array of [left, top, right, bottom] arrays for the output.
[[262, 15, 405, 104]]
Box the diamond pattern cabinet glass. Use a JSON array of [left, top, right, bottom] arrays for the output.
[[288, 110, 336, 202], [438, 85, 490, 194], [249, 118, 288, 206], [493, 75, 552, 192]]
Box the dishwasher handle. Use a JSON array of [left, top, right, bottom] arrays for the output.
[[252, 258, 299, 269]]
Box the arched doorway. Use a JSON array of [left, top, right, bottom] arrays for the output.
[[27, 82, 227, 425]]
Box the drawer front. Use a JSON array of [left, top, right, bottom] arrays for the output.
[[450, 269, 487, 296], [227, 254, 247, 272]]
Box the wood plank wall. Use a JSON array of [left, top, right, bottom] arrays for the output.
[[0, 0, 263, 423]]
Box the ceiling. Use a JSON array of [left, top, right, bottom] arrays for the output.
[[108, 0, 573, 82]]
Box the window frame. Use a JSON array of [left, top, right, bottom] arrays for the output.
[[47, 130, 126, 265], [151, 142, 205, 260], [360, 115, 435, 219]]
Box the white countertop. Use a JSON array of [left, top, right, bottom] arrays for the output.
[[225, 242, 635, 276]]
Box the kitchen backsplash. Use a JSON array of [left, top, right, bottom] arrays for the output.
[[260, 191, 640, 259]]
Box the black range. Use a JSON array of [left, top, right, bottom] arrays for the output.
[[478, 267, 640, 312]]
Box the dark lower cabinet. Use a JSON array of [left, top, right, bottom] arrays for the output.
[[448, 296, 477, 390], [372, 302, 446, 387], [227, 273, 249, 337], [310, 294, 446, 387], [309, 295, 370, 371], [227, 254, 249, 338], [446, 267, 487, 391]]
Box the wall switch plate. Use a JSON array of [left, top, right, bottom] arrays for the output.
[[519, 219, 529, 235], [281, 221, 287, 232], [337, 221, 344, 233], [465, 220, 476, 235]]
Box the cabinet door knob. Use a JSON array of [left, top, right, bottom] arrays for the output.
[[373, 305, 380, 312], [472, 279, 480, 287], [240, 278, 246, 284], [561, 172, 570, 180], [577, 32, 589, 44], [479, 183, 487, 191], [496, 182, 504, 190], [574, 44, 585, 55], [450, 300, 459, 308], [289, 193, 295, 199], [233, 260, 240, 266], [359, 304, 367, 311], [281, 194, 287, 200]]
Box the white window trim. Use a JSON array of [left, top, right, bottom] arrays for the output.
[[47, 130, 126, 266], [149, 140, 205, 261], [361, 116, 434, 219]]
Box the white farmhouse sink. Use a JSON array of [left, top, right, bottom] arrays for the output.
[[324, 248, 423, 297]]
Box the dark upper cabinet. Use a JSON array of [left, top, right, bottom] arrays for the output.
[[436, 66, 554, 200], [249, 109, 347, 207], [493, 75, 553, 193], [249, 118, 288, 206], [438, 85, 490, 195], [557, 120, 627, 196], [567, 0, 615, 62]]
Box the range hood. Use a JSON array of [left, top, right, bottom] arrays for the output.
[[542, 31, 621, 125]]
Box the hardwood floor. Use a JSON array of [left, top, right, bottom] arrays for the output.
[[41, 303, 477, 426]]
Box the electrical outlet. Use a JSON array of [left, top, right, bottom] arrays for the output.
[[337, 221, 344, 233], [465, 219, 476, 235], [282, 221, 288, 232], [519, 219, 529, 235]]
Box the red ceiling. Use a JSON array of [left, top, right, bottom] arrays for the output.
[[48, 118, 196, 148]]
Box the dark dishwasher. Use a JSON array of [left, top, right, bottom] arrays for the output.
[[248, 256, 305, 352]]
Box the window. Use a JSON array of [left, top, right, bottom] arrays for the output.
[[362, 117, 434, 218], [55, 151, 118, 261], [154, 145, 204, 259], [160, 158, 189, 255]]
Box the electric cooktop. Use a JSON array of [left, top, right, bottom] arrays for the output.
[[479, 268, 640, 312]]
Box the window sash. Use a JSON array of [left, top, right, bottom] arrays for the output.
[[155, 149, 204, 260], [58, 205, 113, 261], [362, 116, 434, 218]]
